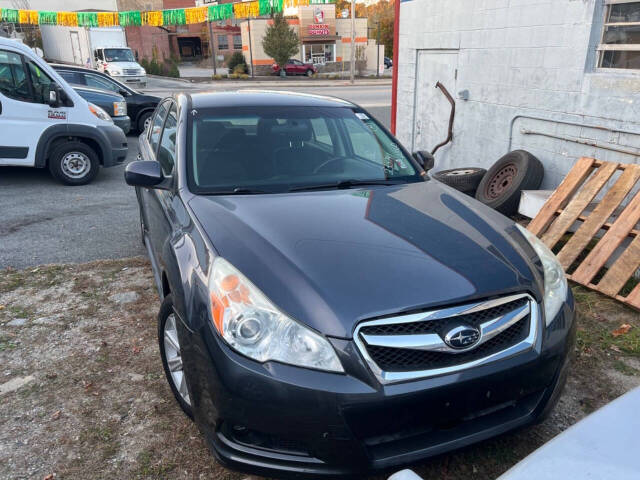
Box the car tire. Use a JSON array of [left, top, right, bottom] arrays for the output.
[[432, 167, 486, 194], [137, 111, 153, 133], [158, 294, 194, 420], [475, 150, 544, 215], [306, 69, 313, 77], [48, 141, 100, 186]]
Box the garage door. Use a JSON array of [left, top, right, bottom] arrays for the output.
[[412, 50, 458, 163]]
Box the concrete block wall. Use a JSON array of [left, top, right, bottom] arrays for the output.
[[397, 0, 640, 189]]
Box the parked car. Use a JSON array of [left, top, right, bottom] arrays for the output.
[[385, 56, 393, 68], [125, 91, 575, 478], [52, 64, 160, 133], [72, 85, 130, 135], [271, 58, 317, 76], [0, 37, 127, 185]]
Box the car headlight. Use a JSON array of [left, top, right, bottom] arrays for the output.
[[208, 257, 344, 373], [88, 102, 112, 122], [113, 100, 127, 117], [139, 68, 146, 75], [109, 67, 122, 75], [516, 224, 568, 325]]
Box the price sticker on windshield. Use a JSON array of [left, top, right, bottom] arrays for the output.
[[355, 112, 369, 120]]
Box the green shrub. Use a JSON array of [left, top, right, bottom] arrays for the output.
[[228, 73, 239, 79], [228, 52, 247, 74], [239, 73, 249, 79], [233, 63, 247, 74], [148, 58, 161, 75], [212, 74, 224, 80]]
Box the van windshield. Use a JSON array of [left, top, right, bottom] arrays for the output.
[[104, 49, 135, 62], [189, 106, 422, 194]]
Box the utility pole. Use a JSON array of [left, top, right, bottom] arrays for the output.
[[207, 19, 217, 76], [247, 19, 254, 78], [376, 21, 380, 78], [350, 0, 355, 84]]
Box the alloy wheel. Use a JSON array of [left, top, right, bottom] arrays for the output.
[[163, 313, 191, 406]]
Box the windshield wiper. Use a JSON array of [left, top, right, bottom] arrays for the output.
[[206, 187, 272, 195], [289, 179, 406, 192]]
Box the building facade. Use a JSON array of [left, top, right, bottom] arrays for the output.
[[396, 0, 640, 189], [241, 4, 383, 75]]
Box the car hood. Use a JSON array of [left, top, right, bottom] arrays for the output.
[[107, 61, 141, 69], [188, 181, 542, 338]]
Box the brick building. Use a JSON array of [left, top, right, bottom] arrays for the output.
[[117, 0, 241, 63]]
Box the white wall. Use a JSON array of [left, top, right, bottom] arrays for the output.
[[397, 0, 640, 189]]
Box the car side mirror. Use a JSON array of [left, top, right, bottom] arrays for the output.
[[125, 160, 170, 189], [413, 151, 435, 172], [119, 89, 129, 97], [48, 83, 62, 108]]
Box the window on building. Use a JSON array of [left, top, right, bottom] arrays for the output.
[[233, 34, 242, 50], [599, 1, 640, 69], [303, 44, 336, 64], [218, 35, 229, 50]]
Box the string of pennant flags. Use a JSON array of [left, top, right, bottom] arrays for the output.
[[0, 0, 335, 27]]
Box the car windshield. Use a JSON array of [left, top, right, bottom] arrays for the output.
[[104, 48, 135, 62], [189, 106, 422, 194]]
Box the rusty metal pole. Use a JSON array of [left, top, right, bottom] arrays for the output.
[[350, 0, 355, 84], [207, 19, 217, 76]]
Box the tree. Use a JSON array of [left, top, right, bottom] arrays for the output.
[[366, 0, 395, 58], [262, 12, 299, 77]]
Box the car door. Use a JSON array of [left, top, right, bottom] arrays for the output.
[[138, 99, 171, 257], [143, 101, 179, 267], [286, 59, 298, 75], [0, 48, 68, 166]]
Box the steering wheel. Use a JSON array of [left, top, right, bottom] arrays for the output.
[[313, 156, 344, 174]]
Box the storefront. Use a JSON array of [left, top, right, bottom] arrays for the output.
[[299, 5, 339, 65]]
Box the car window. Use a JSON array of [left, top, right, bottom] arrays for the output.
[[26, 61, 54, 104], [0, 50, 31, 102], [189, 106, 420, 193], [149, 100, 170, 153], [157, 103, 177, 175], [310, 118, 333, 147], [84, 73, 120, 93], [57, 70, 83, 85]]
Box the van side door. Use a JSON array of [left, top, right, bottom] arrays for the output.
[[0, 48, 68, 167]]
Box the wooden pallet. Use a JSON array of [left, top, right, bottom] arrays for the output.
[[527, 157, 640, 310]]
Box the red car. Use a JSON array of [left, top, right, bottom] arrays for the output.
[[272, 58, 317, 76]]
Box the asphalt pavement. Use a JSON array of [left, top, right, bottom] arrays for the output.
[[0, 77, 392, 269]]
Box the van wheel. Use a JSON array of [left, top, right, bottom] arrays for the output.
[[137, 111, 153, 133], [48, 141, 100, 185], [158, 294, 194, 420]]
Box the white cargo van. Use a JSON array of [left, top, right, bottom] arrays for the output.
[[0, 38, 128, 185], [40, 26, 147, 87]]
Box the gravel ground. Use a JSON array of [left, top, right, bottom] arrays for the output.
[[0, 260, 639, 480]]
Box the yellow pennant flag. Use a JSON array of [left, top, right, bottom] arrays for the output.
[[143, 11, 163, 26], [97, 12, 119, 27], [57, 12, 79, 27], [185, 6, 207, 24], [234, 1, 260, 18]]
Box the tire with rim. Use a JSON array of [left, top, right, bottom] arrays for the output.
[[48, 141, 100, 186], [475, 150, 544, 215], [137, 110, 153, 133], [432, 167, 486, 194], [306, 69, 313, 77], [158, 294, 193, 419]]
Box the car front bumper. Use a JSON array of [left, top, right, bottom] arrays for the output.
[[179, 295, 576, 479], [111, 74, 146, 87], [112, 115, 131, 135], [97, 123, 128, 167]]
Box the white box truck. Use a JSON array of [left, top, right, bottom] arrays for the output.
[[41, 25, 146, 87]]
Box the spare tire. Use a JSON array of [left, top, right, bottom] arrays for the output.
[[475, 150, 544, 215], [432, 167, 487, 194]]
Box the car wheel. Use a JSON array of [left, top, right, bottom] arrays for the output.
[[158, 294, 194, 419], [137, 111, 153, 133], [475, 150, 544, 215], [48, 141, 100, 186], [306, 69, 313, 77], [432, 167, 486, 195]]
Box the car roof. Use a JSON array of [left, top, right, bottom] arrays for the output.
[[0, 37, 34, 53], [73, 84, 123, 99], [188, 90, 355, 109], [50, 64, 96, 73]]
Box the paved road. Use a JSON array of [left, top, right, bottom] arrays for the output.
[[0, 78, 391, 269]]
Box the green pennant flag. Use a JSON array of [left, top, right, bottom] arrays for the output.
[[77, 12, 98, 27], [119, 10, 142, 27], [208, 3, 233, 21], [38, 11, 58, 25], [259, 0, 284, 16], [163, 8, 186, 25], [2, 8, 18, 23]]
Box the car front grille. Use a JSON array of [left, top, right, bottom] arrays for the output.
[[354, 293, 539, 384], [124, 68, 139, 75]]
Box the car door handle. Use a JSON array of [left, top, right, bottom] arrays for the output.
[[0, 100, 2, 115]]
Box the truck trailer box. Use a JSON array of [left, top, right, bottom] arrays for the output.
[[41, 26, 126, 67]]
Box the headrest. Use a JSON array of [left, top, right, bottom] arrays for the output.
[[271, 122, 312, 142], [216, 129, 247, 149]]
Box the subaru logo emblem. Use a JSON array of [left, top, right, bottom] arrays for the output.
[[444, 325, 481, 349]]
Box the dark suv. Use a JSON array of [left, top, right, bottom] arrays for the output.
[[125, 91, 575, 478]]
